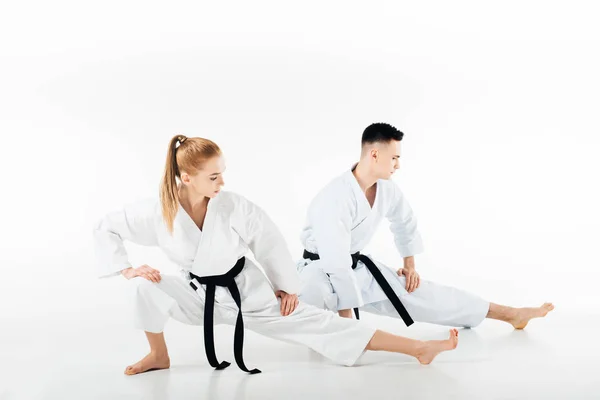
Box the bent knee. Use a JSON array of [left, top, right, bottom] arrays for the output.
[[299, 263, 327, 281], [298, 286, 322, 306], [129, 276, 158, 297]]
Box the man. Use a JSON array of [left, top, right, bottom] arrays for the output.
[[297, 123, 553, 328]]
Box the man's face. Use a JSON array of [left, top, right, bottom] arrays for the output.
[[372, 140, 401, 180]]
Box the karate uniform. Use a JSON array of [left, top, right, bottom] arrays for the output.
[[298, 167, 489, 328], [93, 191, 375, 369]]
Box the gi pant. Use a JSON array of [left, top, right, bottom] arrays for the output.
[[129, 259, 376, 366], [297, 256, 489, 328]]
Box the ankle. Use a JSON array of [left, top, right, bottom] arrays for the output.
[[488, 303, 519, 321], [505, 307, 520, 320], [150, 349, 169, 359], [413, 340, 428, 358]]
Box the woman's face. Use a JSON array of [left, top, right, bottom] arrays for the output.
[[180, 155, 226, 198]]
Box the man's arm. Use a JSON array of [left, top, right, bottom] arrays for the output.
[[311, 197, 364, 313], [387, 183, 424, 258], [387, 183, 424, 292]]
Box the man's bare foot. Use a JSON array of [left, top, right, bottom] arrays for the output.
[[416, 329, 459, 365], [509, 303, 555, 329], [124, 352, 171, 375]]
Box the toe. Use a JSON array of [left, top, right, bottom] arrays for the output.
[[125, 364, 141, 375]]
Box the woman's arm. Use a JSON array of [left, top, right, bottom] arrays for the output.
[[92, 198, 160, 278], [236, 195, 302, 296]]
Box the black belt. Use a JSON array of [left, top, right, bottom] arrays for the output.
[[189, 257, 261, 374], [303, 250, 414, 327]]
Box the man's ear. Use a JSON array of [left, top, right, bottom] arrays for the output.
[[370, 147, 379, 161]]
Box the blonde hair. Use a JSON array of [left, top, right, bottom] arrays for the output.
[[160, 134, 221, 233]]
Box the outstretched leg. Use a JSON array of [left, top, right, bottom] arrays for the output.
[[366, 329, 459, 365], [362, 278, 490, 328], [244, 298, 459, 366], [486, 302, 555, 329], [357, 260, 554, 329]]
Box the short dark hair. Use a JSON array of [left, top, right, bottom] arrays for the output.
[[361, 123, 404, 146]]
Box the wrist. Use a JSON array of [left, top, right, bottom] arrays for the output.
[[121, 267, 134, 279]]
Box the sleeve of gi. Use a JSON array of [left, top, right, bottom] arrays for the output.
[[236, 195, 302, 295], [386, 183, 424, 257], [310, 195, 364, 311], [93, 198, 160, 278]]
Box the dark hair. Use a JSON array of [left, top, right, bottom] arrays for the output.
[[361, 123, 404, 146]]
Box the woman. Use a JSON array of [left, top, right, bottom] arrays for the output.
[[93, 134, 459, 375]]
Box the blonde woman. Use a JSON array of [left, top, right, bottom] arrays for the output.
[[93, 134, 459, 375]]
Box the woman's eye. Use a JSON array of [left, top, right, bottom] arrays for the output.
[[210, 177, 217, 181]]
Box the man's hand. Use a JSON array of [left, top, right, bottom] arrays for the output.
[[275, 290, 299, 316], [338, 309, 353, 318], [121, 264, 162, 283], [398, 257, 419, 293]]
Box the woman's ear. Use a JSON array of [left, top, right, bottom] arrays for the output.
[[180, 172, 191, 185]]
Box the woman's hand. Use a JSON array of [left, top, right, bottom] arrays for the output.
[[275, 290, 299, 316], [121, 264, 162, 283], [338, 309, 353, 318]]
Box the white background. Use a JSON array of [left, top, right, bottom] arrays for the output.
[[1, 0, 599, 321]]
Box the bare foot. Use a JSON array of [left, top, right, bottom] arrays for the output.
[[510, 303, 555, 329], [416, 329, 459, 365], [124, 352, 171, 375]]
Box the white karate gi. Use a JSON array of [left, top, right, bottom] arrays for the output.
[[298, 167, 489, 328], [93, 191, 375, 367]]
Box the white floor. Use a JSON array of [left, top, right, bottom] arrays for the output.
[[2, 306, 599, 400]]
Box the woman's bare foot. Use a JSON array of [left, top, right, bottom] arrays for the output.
[[415, 329, 459, 365], [124, 352, 171, 375], [509, 303, 555, 329]]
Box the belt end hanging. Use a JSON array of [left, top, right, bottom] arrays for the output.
[[248, 368, 261, 374], [215, 361, 231, 370]]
